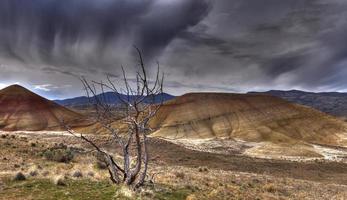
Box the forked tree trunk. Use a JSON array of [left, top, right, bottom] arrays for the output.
[[63, 47, 164, 190], [136, 134, 149, 188]]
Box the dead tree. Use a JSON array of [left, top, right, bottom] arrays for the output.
[[63, 47, 164, 189]]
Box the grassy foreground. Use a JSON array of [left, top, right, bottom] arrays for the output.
[[0, 178, 191, 200]]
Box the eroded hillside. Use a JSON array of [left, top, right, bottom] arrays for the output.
[[0, 85, 83, 131], [151, 93, 347, 158]]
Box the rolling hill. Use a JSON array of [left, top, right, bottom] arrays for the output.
[[150, 93, 347, 157], [0, 85, 84, 131], [2, 85, 347, 158]]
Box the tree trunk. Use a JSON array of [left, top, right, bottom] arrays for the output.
[[105, 155, 120, 184], [125, 130, 142, 185], [136, 134, 149, 188]]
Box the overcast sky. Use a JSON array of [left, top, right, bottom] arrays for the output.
[[1, 0, 347, 99]]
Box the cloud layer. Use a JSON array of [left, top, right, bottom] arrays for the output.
[[0, 0, 347, 98], [0, 0, 210, 70]]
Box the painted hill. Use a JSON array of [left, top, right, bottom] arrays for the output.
[[0, 85, 83, 131], [249, 90, 347, 119], [151, 93, 347, 147]]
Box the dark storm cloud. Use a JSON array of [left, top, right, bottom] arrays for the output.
[[137, 0, 211, 58], [262, 54, 305, 77], [2, 0, 347, 98], [0, 0, 210, 70], [41, 67, 81, 78], [178, 30, 234, 55], [161, 0, 347, 92]]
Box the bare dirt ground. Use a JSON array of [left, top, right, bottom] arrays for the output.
[[1, 131, 347, 199], [167, 137, 347, 163]]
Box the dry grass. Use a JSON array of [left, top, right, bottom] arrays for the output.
[[52, 175, 66, 186], [1, 160, 347, 200], [150, 165, 347, 200], [1, 131, 347, 199]]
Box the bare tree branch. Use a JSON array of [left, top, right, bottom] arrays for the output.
[[62, 46, 165, 190]]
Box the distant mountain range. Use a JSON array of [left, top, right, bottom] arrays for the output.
[[54, 92, 175, 108], [249, 90, 347, 119]]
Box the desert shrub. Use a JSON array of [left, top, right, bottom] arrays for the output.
[[95, 152, 108, 170], [53, 176, 66, 186], [263, 183, 276, 193], [13, 172, 26, 181], [198, 166, 209, 172], [0, 134, 7, 139], [29, 170, 38, 177], [28, 165, 40, 177], [42, 171, 50, 177], [21, 149, 29, 154], [87, 171, 95, 177], [30, 142, 36, 147], [4, 141, 11, 146], [174, 171, 185, 179], [96, 161, 108, 170], [72, 170, 83, 178], [42, 146, 74, 163]]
